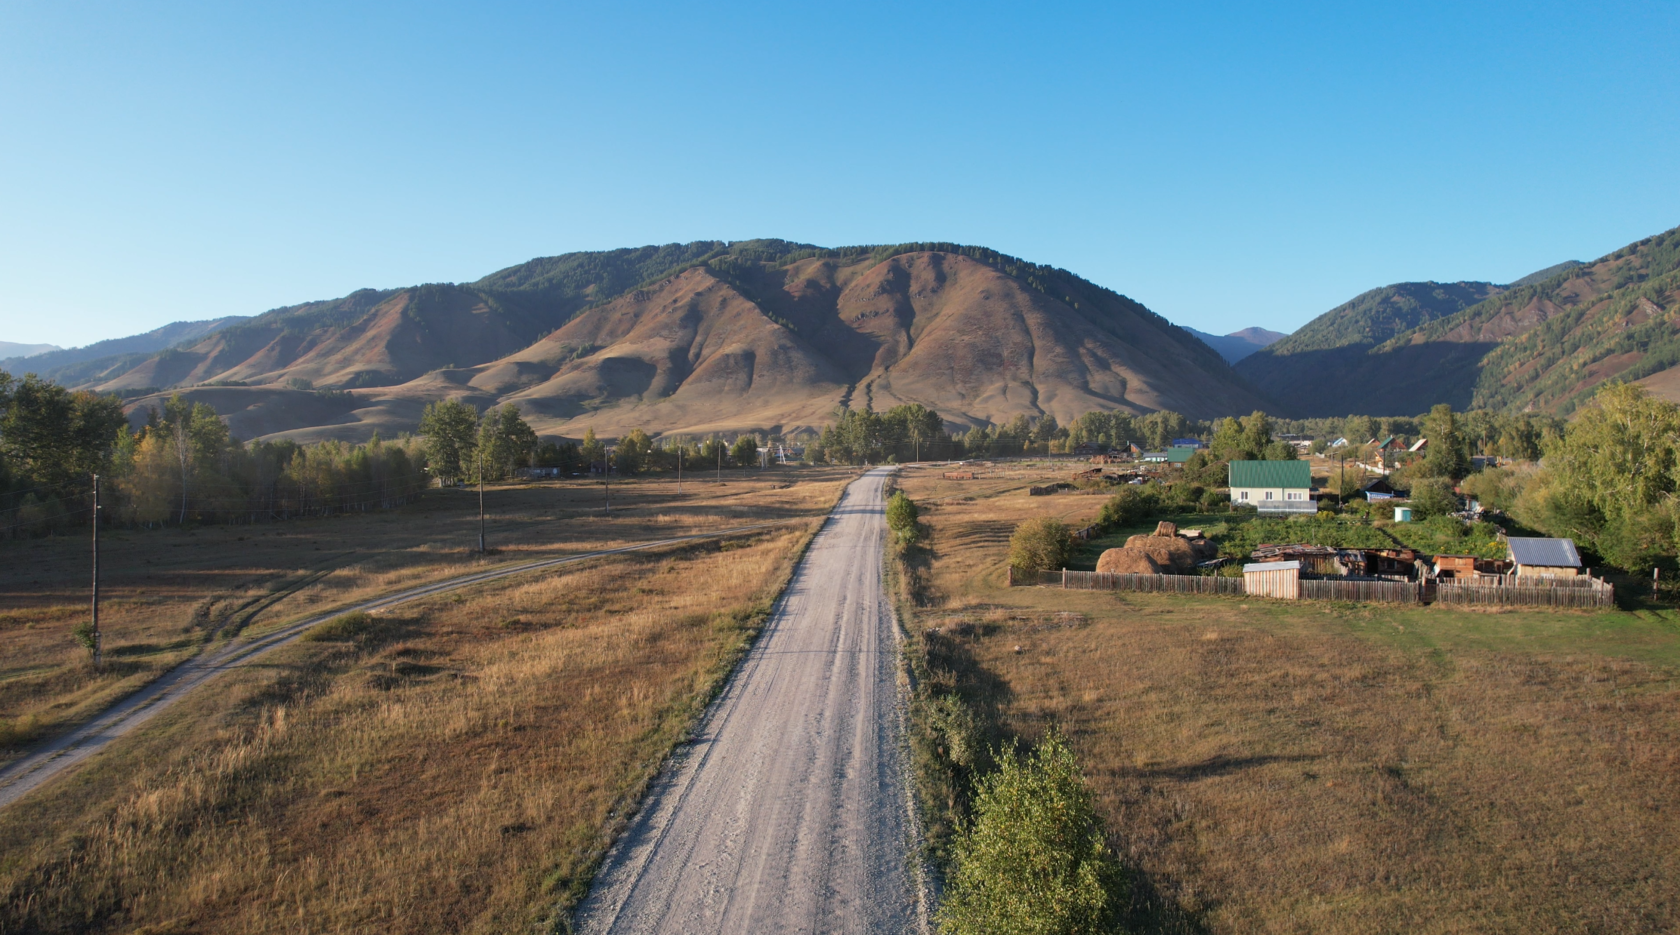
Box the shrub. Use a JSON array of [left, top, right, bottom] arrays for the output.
[[305, 611, 376, 643], [1009, 517, 1074, 576], [886, 490, 920, 547], [937, 732, 1125, 935]]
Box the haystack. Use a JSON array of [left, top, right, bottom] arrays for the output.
[[1122, 533, 1197, 573], [1096, 547, 1162, 574]]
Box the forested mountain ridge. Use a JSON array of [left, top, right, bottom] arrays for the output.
[[1, 316, 250, 384], [1381, 226, 1680, 413], [1236, 225, 1680, 416], [59, 241, 1265, 442]]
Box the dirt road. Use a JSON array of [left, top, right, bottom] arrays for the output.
[[0, 522, 791, 811], [577, 468, 916, 934]]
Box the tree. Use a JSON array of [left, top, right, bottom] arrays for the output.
[[617, 428, 654, 474], [937, 732, 1123, 935], [886, 490, 919, 547], [158, 394, 229, 523], [1520, 382, 1680, 569], [1409, 477, 1460, 518], [1008, 517, 1075, 577], [1419, 404, 1470, 480], [477, 404, 538, 480], [731, 434, 760, 468], [579, 427, 607, 473], [418, 398, 479, 484]]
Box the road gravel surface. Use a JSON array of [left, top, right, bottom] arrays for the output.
[[577, 467, 917, 934], [0, 522, 792, 811]]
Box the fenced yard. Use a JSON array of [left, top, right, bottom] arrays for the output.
[[1015, 568, 1615, 607]]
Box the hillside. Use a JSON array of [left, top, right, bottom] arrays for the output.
[[80, 242, 1264, 441], [1238, 227, 1680, 416], [0, 342, 60, 359]]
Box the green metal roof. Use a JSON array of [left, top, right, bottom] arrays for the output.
[[1166, 447, 1197, 463], [1228, 460, 1312, 489]]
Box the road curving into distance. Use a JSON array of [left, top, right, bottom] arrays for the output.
[[0, 521, 797, 811], [577, 467, 917, 934]]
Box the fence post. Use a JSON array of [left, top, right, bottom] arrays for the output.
[[1007, 565, 1014, 587], [1062, 568, 1068, 588]]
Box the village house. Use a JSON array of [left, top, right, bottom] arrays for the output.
[[1228, 460, 1315, 513], [1507, 537, 1583, 577]]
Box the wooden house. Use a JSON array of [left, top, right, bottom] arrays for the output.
[[1507, 537, 1582, 577]]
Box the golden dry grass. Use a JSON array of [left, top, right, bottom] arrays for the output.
[[0, 515, 824, 933], [0, 468, 855, 764], [896, 464, 1680, 935]]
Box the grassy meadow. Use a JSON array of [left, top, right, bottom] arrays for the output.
[[0, 466, 854, 763], [897, 461, 1680, 934], [0, 469, 850, 933]]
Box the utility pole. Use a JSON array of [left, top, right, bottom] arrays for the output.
[[717, 445, 722, 484], [477, 450, 485, 553], [677, 448, 683, 494], [604, 478, 611, 514], [91, 474, 102, 668]]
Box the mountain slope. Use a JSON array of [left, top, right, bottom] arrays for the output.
[[90, 242, 1265, 442]]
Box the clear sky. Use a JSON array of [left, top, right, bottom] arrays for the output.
[[2, 1, 1677, 349]]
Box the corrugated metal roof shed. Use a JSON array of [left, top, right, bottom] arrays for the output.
[[1507, 537, 1581, 568], [1228, 460, 1312, 489]]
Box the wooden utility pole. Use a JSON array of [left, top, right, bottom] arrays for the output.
[[91, 474, 102, 668], [604, 478, 611, 514], [677, 448, 683, 494], [717, 445, 722, 484], [477, 450, 485, 553]]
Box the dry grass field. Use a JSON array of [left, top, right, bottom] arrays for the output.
[[0, 466, 855, 764], [897, 462, 1680, 935], [0, 470, 848, 933]]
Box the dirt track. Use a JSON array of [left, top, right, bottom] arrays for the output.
[[0, 522, 791, 811], [577, 468, 916, 934]]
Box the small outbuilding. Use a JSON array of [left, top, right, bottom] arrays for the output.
[[1507, 537, 1582, 577], [1243, 560, 1301, 599]]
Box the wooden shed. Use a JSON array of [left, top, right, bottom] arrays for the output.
[[1243, 560, 1300, 599]]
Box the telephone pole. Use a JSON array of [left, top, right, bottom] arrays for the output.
[[91, 474, 102, 668], [604, 478, 611, 514], [677, 448, 683, 494], [717, 445, 722, 484], [477, 450, 485, 553]]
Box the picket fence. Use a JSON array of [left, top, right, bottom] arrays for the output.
[[1023, 569, 1246, 595], [1300, 577, 1420, 603], [1434, 577, 1614, 609]]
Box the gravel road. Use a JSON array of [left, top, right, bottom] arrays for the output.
[[577, 467, 917, 935], [0, 522, 792, 811]]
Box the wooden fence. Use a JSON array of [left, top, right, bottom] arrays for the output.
[[1300, 578, 1420, 603], [1013, 568, 1614, 608], [1434, 577, 1615, 608], [1022, 568, 1246, 595]]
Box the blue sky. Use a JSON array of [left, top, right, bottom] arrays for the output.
[[2, 1, 1677, 349]]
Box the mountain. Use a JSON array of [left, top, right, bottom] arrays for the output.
[[1236, 228, 1680, 416], [85, 241, 1265, 442], [1186, 327, 1287, 364], [0, 342, 60, 359], [5, 317, 251, 384]]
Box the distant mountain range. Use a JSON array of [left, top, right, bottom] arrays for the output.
[[0, 342, 61, 359], [1236, 226, 1680, 416], [1, 317, 250, 383], [20, 224, 1679, 432], [33, 241, 1264, 442], [1185, 327, 1287, 364]]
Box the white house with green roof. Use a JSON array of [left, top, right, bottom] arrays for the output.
[[1228, 460, 1314, 513]]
